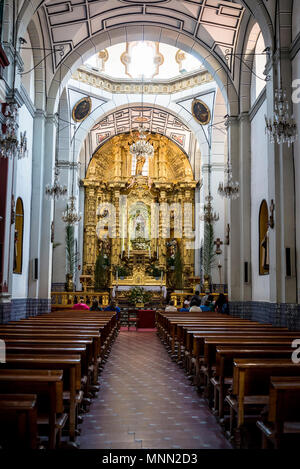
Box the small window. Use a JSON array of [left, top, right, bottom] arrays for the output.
[[259, 200, 269, 276], [13, 198, 24, 274]]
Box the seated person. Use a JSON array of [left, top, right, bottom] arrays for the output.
[[201, 295, 208, 305], [189, 299, 202, 312], [89, 299, 103, 311], [201, 295, 215, 312], [179, 306, 189, 312], [200, 301, 211, 312], [183, 296, 190, 309], [104, 300, 121, 319], [190, 290, 201, 307], [214, 293, 229, 314], [72, 297, 89, 310], [165, 300, 178, 312]]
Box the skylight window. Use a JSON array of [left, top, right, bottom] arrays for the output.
[[84, 42, 204, 81], [129, 42, 156, 79]]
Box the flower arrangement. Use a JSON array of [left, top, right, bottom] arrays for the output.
[[126, 287, 153, 305]]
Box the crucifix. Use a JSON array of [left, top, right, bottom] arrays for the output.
[[214, 238, 223, 255], [268, 199, 275, 229], [225, 224, 230, 245]]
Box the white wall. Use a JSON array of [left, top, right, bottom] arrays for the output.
[[11, 104, 33, 298], [293, 2, 300, 41], [292, 49, 300, 301], [250, 32, 266, 107], [250, 100, 270, 301], [20, 31, 35, 102]]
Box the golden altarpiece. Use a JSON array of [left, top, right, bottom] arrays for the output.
[[81, 133, 197, 297]]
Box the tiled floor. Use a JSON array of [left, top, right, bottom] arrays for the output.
[[79, 331, 231, 449]]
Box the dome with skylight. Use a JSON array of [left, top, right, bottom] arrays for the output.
[[85, 41, 204, 81]]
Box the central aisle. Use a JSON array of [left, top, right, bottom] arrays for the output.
[[79, 331, 231, 449]]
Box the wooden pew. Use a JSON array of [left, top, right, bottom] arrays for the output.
[[0, 354, 81, 442], [257, 377, 300, 448], [0, 394, 38, 449], [0, 310, 118, 447], [0, 370, 65, 449], [226, 358, 300, 448], [212, 346, 293, 419], [0, 330, 100, 384]]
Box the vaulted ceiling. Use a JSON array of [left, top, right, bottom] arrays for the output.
[[36, 0, 250, 75], [90, 105, 193, 155]]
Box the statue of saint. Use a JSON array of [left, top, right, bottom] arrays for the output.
[[261, 228, 270, 272], [133, 209, 146, 239], [135, 155, 146, 176]]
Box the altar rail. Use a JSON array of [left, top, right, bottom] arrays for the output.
[[170, 292, 227, 308], [51, 291, 109, 308]]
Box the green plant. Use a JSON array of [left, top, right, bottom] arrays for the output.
[[174, 247, 183, 289], [126, 287, 153, 305], [115, 265, 128, 277], [203, 222, 216, 278], [146, 265, 163, 278], [65, 225, 78, 276], [94, 252, 108, 291]]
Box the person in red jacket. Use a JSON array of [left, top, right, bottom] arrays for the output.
[[72, 298, 89, 310]]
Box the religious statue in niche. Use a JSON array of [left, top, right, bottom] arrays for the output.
[[191, 99, 211, 125], [129, 204, 151, 251], [167, 238, 177, 268], [72, 97, 92, 122], [13, 229, 18, 271], [135, 155, 146, 176], [133, 209, 147, 239], [261, 227, 270, 273], [98, 237, 111, 258]]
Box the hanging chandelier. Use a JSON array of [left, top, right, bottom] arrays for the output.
[[265, 88, 298, 146], [129, 126, 154, 160], [218, 162, 240, 200], [45, 167, 67, 200], [200, 195, 219, 224], [0, 103, 28, 159], [61, 196, 82, 225]]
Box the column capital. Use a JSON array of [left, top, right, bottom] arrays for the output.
[[225, 115, 239, 128], [34, 109, 46, 119], [238, 112, 250, 123], [45, 113, 58, 127]]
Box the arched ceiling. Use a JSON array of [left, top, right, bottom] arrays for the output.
[[18, 0, 275, 115], [38, 0, 247, 75], [90, 105, 192, 154], [86, 132, 195, 184]]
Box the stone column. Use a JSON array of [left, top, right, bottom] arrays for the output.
[[238, 113, 252, 301], [227, 116, 241, 301], [265, 0, 296, 305], [28, 109, 46, 299], [158, 190, 167, 267], [38, 114, 57, 301]]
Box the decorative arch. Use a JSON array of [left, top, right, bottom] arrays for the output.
[[71, 101, 200, 167], [259, 200, 269, 276], [13, 198, 24, 275], [86, 132, 194, 183], [27, 18, 46, 110], [239, 20, 266, 113]]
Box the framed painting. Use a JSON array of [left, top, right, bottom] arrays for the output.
[[72, 96, 92, 122], [191, 99, 211, 125]]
